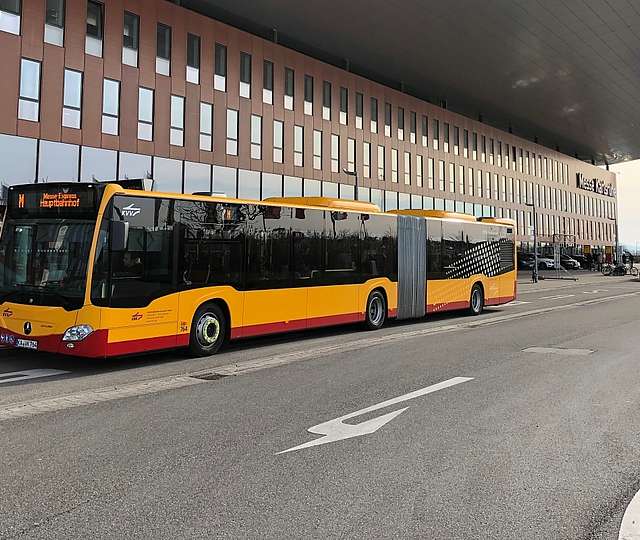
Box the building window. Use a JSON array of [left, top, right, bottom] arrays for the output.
[[45, 0, 64, 46], [481, 135, 487, 162], [200, 102, 213, 151], [489, 138, 495, 165], [156, 23, 171, 76], [101, 79, 120, 135], [417, 155, 423, 187], [497, 141, 502, 167], [294, 125, 304, 167], [273, 120, 284, 163], [363, 142, 371, 178], [391, 149, 398, 182], [170, 94, 184, 146], [433, 119, 439, 150], [226, 109, 238, 155], [121, 11, 139, 67], [468, 167, 474, 196], [0, 0, 20, 35], [186, 33, 200, 84], [438, 160, 445, 190], [384, 102, 392, 137], [347, 138, 356, 173], [137, 87, 153, 141], [263, 60, 273, 105], [410, 112, 416, 144], [322, 81, 331, 120], [453, 126, 459, 155], [85, 0, 103, 57], [339, 87, 348, 125], [404, 151, 411, 185], [304, 74, 313, 115], [449, 163, 455, 192], [284, 67, 294, 110], [421, 115, 428, 147], [331, 134, 339, 173], [214, 43, 227, 91], [313, 129, 322, 170], [239, 52, 251, 98], [370, 97, 378, 133], [377, 145, 385, 180], [18, 58, 40, 122], [459, 165, 465, 194], [443, 123, 449, 153], [251, 114, 262, 160], [427, 157, 434, 189], [62, 68, 81, 129], [355, 92, 363, 129], [463, 129, 469, 158], [397, 107, 404, 141]]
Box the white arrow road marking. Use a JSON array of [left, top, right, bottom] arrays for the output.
[[0, 369, 70, 385], [619, 488, 640, 539], [277, 376, 473, 454], [539, 294, 576, 300]]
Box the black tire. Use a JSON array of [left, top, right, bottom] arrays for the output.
[[631, 267, 639, 277], [602, 265, 612, 276], [469, 284, 485, 316], [189, 303, 227, 357], [365, 290, 386, 330]]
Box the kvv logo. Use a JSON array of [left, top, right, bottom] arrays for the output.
[[122, 203, 142, 217]]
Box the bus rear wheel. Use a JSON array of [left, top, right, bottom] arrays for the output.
[[365, 290, 387, 330], [469, 284, 484, 316], [190, 303, 227, 357]]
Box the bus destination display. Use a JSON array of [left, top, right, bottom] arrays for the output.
[[7, 184, 100, 218]]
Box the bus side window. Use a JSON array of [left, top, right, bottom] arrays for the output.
[[291, 208, 323, 282], [426, 220, 443, 279], [325, 211, 360, 284]]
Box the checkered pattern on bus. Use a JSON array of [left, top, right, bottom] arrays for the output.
[[445, 239, 514, 279]]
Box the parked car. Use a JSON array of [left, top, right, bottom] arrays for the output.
[[518, 253, 535, 270], [560, 255, 581, 269], [572, 255, 590, 269], [537, 257, 556, 270]]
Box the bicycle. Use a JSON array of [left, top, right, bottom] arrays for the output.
[[602, 263, 639, 277]]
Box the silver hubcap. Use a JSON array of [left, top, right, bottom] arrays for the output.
[[196, 312, 221, 348], [368, 295, 385, 326], [471, 290, 482, 312]]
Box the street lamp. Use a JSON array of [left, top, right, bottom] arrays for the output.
[[343, 168, 358, 200], [525, 201, 539, 283]]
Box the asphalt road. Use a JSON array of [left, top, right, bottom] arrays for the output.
[[1, 275, 640, 539]]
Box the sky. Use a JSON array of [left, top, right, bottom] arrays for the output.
[[610, 161, 640, 251]]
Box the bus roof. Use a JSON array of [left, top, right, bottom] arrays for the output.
[[263, 197, 381, 213], [476, 217, 516, 226], [388, 209, 477, 222]]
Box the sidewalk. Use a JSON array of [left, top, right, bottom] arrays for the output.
[[516, 271, 636, 293]]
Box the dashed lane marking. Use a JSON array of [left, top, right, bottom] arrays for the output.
[[504, 300, 531, 306], [539, 294, 576, 300], [0, 369, 70, 385], [522, 347, 594, 356], [0, 290, 638, 423]]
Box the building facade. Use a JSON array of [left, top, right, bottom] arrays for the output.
[[0, 0, 618, 254]]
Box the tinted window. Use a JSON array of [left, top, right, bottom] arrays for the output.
[[324, 211, 359, 284], [176, 200, 244, 289], [93, 196, 176, 307], [426, 220, 443, 279]]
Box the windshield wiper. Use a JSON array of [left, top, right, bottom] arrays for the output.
[[2, 283, 76, 309]]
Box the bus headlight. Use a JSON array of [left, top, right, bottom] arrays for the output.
[[62, 325, 94, 342]]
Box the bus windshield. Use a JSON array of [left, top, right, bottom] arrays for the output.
[[0, 219, 95, 310]]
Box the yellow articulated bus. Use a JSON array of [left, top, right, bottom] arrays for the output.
[[0, 182, 516, 359]]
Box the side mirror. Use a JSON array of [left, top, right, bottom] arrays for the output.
[[111, 220, 129, 251]]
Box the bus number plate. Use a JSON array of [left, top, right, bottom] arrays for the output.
[[15, 338, 37, 350]]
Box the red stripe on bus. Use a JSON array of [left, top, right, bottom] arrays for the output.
[[231, 311, 365, 339], [426, 301, 469, 313], [485, 295, 516, 306]]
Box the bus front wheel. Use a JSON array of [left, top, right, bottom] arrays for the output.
[[469, 284, 485, 316], [365, 290, 387, 330], [190, 303, 227, 356]]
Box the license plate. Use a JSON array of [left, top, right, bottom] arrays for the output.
[[15, 338, 37, 350]]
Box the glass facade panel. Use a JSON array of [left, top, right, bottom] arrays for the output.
[[284, 175, 302, 196], [212, 165, 236, 197], [237, 169, 261, 200], [153, 156, 182, 193], [304, 178, 321, 196], [80, 146, 116, 181], [0, 134, 36, 185], [38, 141, 80, 182], [118, 152, 151, 180], [262, 172, 283, 198], [183, 161, 210, 194]]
